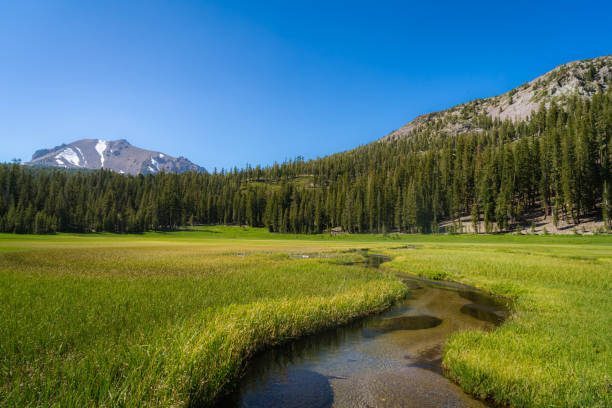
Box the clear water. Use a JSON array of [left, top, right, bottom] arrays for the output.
[[218, 264, 508, 408]]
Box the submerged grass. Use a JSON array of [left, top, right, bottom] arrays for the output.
[[1, 228, 611, 407]]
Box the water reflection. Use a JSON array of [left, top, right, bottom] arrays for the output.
[[364, 254, 392, 268], [238, 369, 334, 408], [460, 303, 505, 325], [458, 290, 508, 311], [363, 315, 443, 337]]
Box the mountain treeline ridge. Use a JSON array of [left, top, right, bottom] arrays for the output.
[[1, 85, 611, 234]]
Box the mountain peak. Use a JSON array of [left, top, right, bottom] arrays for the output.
[[26, 139, 205, 175], [383, 55, 612, 141]]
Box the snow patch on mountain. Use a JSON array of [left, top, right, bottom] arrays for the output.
[[95, 140, 108, 167], [55, 147, 81, 167], [150, 156, 160, 171], [74, 146, 86, 166]]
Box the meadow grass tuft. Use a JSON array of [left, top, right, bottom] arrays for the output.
[[0, 239, 405, 407]]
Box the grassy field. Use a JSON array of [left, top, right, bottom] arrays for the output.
[[1, 227, 611, 407], [383, 237, 612, 407], [0, 229, 406, 407]]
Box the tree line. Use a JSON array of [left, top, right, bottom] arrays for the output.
[[1, 90, 611, 234]]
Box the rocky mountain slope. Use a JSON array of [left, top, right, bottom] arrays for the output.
[[26, 139, 204, 175], [383, 55, 612, 141]]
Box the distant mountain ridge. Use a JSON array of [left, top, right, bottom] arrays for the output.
[[3, 55, 612, 237], [383, 55, 612, 141], [26, 139, 204, 175]]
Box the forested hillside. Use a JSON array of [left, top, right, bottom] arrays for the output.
[[1, 85, 611, 234]]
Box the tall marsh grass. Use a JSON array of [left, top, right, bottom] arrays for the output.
[[0, 244, 405, 406], [387, 241, 612, 407]]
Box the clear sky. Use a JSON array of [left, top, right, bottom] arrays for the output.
[[1, 1, 611, 170]]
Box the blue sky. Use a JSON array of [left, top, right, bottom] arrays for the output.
[[1, 1, 611, 170]]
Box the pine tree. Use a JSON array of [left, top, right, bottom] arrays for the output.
[[603, 180, 612, 231]]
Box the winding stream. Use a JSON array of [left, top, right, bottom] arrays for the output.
[[218, 253, 508, 408]]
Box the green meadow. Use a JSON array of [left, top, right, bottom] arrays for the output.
[[384, 240, 612, 407], [1, 227, 611, 407]]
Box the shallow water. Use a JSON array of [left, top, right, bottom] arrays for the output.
[[218, 267, 508, 408]]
